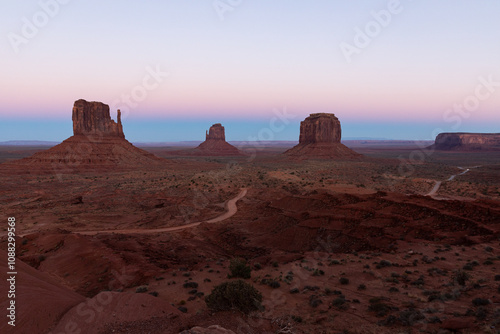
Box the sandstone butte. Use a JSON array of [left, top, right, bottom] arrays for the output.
[[195, 123, 242, 156], [431, 132, 500, 151], [1, 99, 164, 173], [284, 113, 361, 159], [170, 123, 242, 156]]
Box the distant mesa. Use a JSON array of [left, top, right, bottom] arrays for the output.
[[284, 113, 361, 159], [432, 132, 500, 151], [204, 123, 226, 141], [1, 99, 164, 172], [169, 123, 242, 156], [195, 123, 242, 156]]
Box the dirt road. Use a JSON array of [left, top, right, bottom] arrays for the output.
[[426, 166, 481, 198], [74, 188, 248, 236]]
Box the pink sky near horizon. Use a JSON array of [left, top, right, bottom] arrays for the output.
[[1, 1, 499, 140]]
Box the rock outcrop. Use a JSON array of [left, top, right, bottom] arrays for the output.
[[284, 113, 361, 159], [168, 123, 242, 156], [0, 250, 85, 334], [2, 99, 164, 173], [432, 132, 500, 151], [72, 99, 124, 138], [205, 123, 226, 141], [180, 325, 236, 334], [299, 113, 342, 144], [195, 124, 242, 156]]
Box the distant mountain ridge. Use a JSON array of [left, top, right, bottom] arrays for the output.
[[0, 140, 60, 146]]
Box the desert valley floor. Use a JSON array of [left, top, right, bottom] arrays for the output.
[[1, 142, 499, 334]]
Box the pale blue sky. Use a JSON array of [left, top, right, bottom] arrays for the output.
[[1, 0, 499, 141]]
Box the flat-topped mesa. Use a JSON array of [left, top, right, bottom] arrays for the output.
[[205, 123, 225, 141], [72, 99, 124, 138], [284, 113, 360, 159], [299, 113, 341, 144], [433, 132, 500, 151]]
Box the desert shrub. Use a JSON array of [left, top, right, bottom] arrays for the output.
[[397, 308, 425, 326], [339, 277, 349, 285], [427, 316, 441, 324], [205, 280, 262, 314], [472, 298, 490, 306], [135, 286, 148, 293], [309, 295, 322, 308], [357, 284, 366, 291], [332, 296, 346, 308], [261, 278, 280, 289], [463, 263, 474, 271], [183, 282, 198, 289], [410, 276, 425, 286], [369, 297, 391, 317], [149, 291, 159, 297], [452, 269, 470, 286], [376, 260, 392, 269], [312, 269, 325, 276], [380, 308, 425, 326], [228, 258, 251, 279], [269, 280, 281, 289]]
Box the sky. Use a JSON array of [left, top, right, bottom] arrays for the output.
[[0, 0, 499, 142]]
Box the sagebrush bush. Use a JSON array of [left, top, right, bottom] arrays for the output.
[[452, 269, 470, 286], [228, 258, 252, 279], [205, 280, 262, 314]]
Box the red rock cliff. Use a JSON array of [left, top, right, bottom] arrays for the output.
[[205, 123, 226, 141], [72, 99, 124, 138], [299, 113, 341, 144], [285, 113, 360, 159], [434, 133, 500, 150]]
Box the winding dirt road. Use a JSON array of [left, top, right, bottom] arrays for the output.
[[75, 188, 248, 236], [426, 166, 481, 198]]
